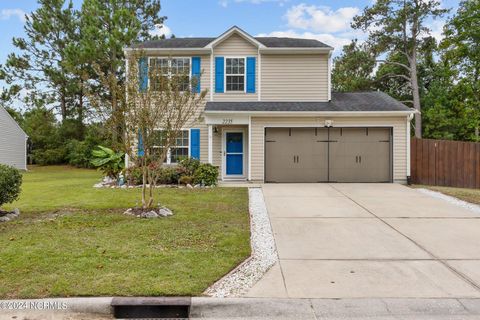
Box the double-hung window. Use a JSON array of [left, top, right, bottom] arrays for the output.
[[225, 58, 245, 92], [149, 58, 190, 91], [152, 130, 189, 164]]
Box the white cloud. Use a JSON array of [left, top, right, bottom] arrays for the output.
[[150, 24, 172, 38], [219, 0, 288, 7], [429, 19, 446, 42], [0, 8, 27, 23], [285, 4, 360, 33]]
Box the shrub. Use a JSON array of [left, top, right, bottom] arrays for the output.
[[66, 140, 92, 168], [178, 158, 200, 176], [125, 166, 143, 185], [178, 175, 193, 186], [90, 146, 125, 179], [0, 164, 22, 208], [156, 167, 180, 185], [32, 147, 67, 165], [193, 163, 219, 186]]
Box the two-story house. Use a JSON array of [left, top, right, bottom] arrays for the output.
[[126, 26, 415, 184]]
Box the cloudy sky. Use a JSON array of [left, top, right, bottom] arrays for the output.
[[0, 0, 459, 73]]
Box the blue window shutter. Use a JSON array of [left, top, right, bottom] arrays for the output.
[[137, 130, 145, 157], [190, 129, 200, 159], [246, 57, 256, 93], [138, 57, 148, 92], [191, 57, 201, 93], [215, 57, 224, 93]]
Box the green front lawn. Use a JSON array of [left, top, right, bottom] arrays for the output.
[[413, 184, 480, 205], [0, 166, 250, 298]]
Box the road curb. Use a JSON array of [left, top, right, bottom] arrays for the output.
[[0, 297, 113, 315]]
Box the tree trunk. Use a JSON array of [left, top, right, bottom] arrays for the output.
[[60, 90, 67, 122], [142, 159, 147, 209], [410, 4, 422, 138], [411, 60, 422, 138], [78, 81, 85, 138]]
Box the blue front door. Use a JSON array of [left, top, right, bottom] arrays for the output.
[[226, 132, 244, 175]]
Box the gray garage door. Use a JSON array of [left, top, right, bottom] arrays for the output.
[[265, 127, 392, 183]]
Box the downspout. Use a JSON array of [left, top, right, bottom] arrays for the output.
[[328, 51, 332, 101], [210, 47, 214, 101], [406, 113, 414, 184]]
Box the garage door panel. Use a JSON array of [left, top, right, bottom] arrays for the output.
[[265, 127, 392, 183]]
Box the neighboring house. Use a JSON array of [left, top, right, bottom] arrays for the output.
[[126, 26, 415, 183], [0, 106, 28, 170]]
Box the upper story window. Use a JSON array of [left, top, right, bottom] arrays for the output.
[[149, 57, 190, 91], [225, 58, 245, 92]]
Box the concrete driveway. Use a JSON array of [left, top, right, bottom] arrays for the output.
[[246, 183, 480, 299]]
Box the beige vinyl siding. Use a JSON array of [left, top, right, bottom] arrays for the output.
[[250, 116, 408, 183], [0, 107, 27, 170], [199, 55, 210, 94], [212, 33, 258, 101], [261, 54, 329, 101]]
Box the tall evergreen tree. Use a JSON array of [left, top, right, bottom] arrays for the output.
[[332, 40, 376, 92], [352, 0, 448, 138], [78, 0, 165, 142], [0, 0, 79, 122]]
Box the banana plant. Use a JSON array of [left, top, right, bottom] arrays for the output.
[[90, 146, 125, 179]]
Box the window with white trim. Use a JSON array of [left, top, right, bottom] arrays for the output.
[[149, 58, 190, 91], [152, 130, 189, 164], [225, 58, 245, 92]]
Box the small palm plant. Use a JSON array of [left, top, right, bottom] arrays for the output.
[[91, 146, 125, 179]]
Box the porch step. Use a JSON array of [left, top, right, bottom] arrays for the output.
[[111, 297, 191, 319]]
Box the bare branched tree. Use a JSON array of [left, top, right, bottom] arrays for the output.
[[89, 50, 207, 209]]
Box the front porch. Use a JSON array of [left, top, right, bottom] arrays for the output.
[[206, 118, 251, 182]]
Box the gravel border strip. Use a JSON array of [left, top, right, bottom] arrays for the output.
[[416, 188, 480, 214], [204, 188, 278, 298]]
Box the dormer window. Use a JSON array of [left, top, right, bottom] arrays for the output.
[[225, 58, 245, 92]]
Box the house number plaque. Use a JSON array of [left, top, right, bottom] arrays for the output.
[[222, 118, 233, 124]]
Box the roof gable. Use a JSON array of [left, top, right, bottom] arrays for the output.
[[206, 26, 265, 49], [0, 106, 28, 138]]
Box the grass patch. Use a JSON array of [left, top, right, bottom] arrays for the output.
[[0, 166, 250, 298], [413, 184, 480, 205]]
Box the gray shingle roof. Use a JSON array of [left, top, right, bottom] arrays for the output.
[[133, 37, 215, 49], [133, 37, 331, 49], [205, 92, 413, 112], [256, 37, 330, 48]]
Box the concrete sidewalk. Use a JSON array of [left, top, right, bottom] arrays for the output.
[[247, 183, 480, 299]]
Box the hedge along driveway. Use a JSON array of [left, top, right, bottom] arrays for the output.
[[0, 166, 250, 298]]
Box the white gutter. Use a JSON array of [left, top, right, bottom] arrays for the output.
[[124, 48, 211, 54], [259, 47, 333, 54], [123, 47, 333, 55], [204, 110, 417, 117]]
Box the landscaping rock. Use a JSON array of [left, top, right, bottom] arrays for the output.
[[204, 188, 277, 297], [0, 208, 20, 223], [124, 206, 173, 218], [140, 211, 159, 218], [158, 207, 173, 217], [187, 184, 193, 189]]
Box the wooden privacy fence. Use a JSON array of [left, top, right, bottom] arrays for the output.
[[411, 138, 480, 188]]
